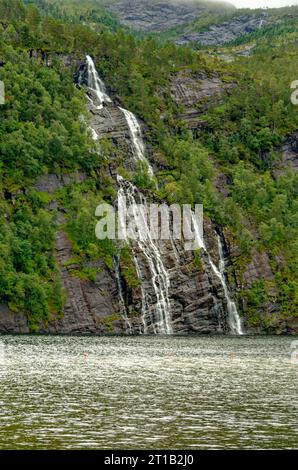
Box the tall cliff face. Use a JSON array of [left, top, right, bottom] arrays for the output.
[[98, 1, 271, 46], [175, 12, 269, 46], [170, 69, 235, 132], [101, 0, 235, 33], [74, 59, 232, 335], [168, 67, 298, 336], [0, 56, 233, 335], [1, 53, 296, 336]]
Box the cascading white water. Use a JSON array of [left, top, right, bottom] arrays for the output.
[[85, 55, 172, 334], [208, 242, 243, 335], [83, 55, 243, 336], [216, 236, 243, 335], [90, 128, 99, 141], [118, 107, 154, 177], [114, 256, 132, 333], [191, 215, 243, 335], [117, 177, 172, 334], [86, 55, 112, 109]]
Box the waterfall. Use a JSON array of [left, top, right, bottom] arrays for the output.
[[86, 55, 112, 109], [117, 177, 172, 334], [90, 128, 99, 141], [191, 217, 243, 335], [83, 55, 243, 336], [118, 107, 154, 177], [84, 55, 172, 334], [114, 256, 132, 333], [216, 236, 243, 335]]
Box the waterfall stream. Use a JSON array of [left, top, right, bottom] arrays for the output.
[[216, 236, 244, 335], [86, 55, 112, 108], [191, 217, 243, 335], [83, 55, 243, 335], [118, 107, 154, 176], [85, 55, 172, 334], [115, 255, 132, 333], [117, 177, 172, 334]]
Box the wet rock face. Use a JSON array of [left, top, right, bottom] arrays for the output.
[[167, 240, 228, 334], [77, 61, 145, 173], [78, 62, 229, 334], [122, 236, 229, 335], [90, 105, 130, 143], [84, 73, 230, 334], [42, 60, 235, 335]]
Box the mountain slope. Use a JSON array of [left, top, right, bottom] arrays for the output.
[[33, 1, 298, 47], [0, 0, 297, 334], [100, 0, 235, 33], [175, 5, 298, 46]]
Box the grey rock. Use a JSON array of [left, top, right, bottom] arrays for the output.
[[44, 231, 131, 334], [102, 0, 234, 33], [176, 13, 269, 46], [0, 304, 29, 334], [170, 69, 234, 130], [242, 250, 276, 290], [274, 131, 298, 176], [34, 172, 87, 193]]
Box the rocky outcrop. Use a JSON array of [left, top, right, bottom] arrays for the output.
[[34, 172, 87, 193], [274, 131, 298, 176], [0, 304, 29, 333], [167, 239, 228, 334], [44, 231, 129, 334], [100, 1, 268, 47], [102, 0, 235, 33], [120, 234, 229, 335], [176, 13, 269, 46], [223, 232, 298, 334], [170, 69, 234, 131], [242, 250, 275, 289], [29, 49, 85, 69]]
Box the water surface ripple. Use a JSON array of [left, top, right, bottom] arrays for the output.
[[0, 335, 297, 449]]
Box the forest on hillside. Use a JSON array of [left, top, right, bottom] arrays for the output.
[[0, 0, 297, 331]]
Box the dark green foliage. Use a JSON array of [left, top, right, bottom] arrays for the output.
[[0, 0, 100, 328], [0, 0, 297, 330]]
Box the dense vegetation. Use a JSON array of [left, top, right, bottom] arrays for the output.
[[228, 6, 298, 48], [0, 0, 297, 330], [0, 0, 101, 329], [26, 0, 122, 32]]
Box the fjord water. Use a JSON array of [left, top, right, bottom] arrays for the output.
[[0, 335, 297, 449]]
